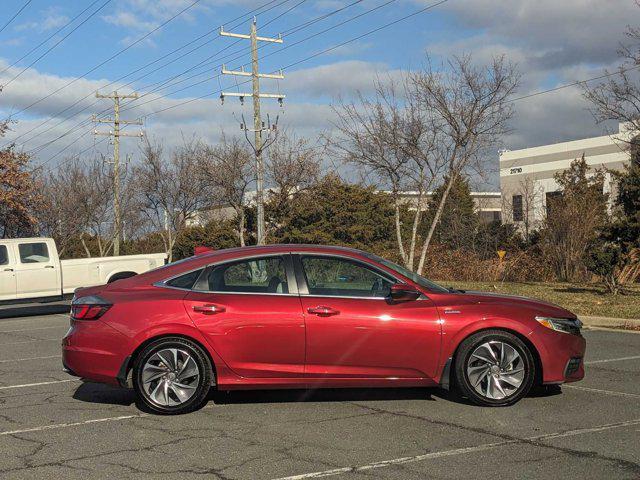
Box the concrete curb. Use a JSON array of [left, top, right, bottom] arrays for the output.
[[581, 315, 640, 328]]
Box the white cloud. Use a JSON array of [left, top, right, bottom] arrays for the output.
[[1, 0, 634, 185], [15, 7, 69, 33], [414, 0, 635, 152], [0, 58, 342, 170], [427, 0, 636, 69], [285, 60, 405, 98], [102, 12, 158, 31]]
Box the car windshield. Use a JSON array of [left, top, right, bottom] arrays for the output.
[[364, 253, 449, 293]]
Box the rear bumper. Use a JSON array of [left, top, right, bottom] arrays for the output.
[[61, 318, 130, 386]]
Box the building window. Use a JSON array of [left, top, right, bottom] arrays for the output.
[[545, 191, 562, 217], [512, 195, 523, 222]]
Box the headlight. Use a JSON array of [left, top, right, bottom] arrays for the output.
[[536, 316, 582, 335]]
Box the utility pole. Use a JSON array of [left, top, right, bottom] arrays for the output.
[[220, 18, 285, 245], [93, 91, 144, 256]]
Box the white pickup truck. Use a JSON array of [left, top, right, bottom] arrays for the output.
[[0, 238, 167, 307]]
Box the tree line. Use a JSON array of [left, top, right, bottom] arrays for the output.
[[0, 46, 638, 293]]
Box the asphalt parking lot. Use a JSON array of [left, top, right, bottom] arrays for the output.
[[0, 312, 638, 480]]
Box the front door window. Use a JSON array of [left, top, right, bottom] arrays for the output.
[[300, 256, 393, 298]]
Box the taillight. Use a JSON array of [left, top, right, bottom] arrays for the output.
[[71, 295, 112, 320]]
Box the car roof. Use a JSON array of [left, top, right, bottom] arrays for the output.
[[112, 244, 376, 288], [195, 244, 368, 261]]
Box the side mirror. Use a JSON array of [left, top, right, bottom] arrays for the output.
[[389, 283, 421, 302]]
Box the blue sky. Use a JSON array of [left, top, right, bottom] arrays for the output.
[[0, 0, 636, 187], [0, 1, 455, 97]]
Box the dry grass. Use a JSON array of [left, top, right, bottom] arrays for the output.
[[434, 280, 640, 320]]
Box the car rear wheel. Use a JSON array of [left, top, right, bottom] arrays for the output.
[[133, 337, 212, 414], [454, 330, 535, 406]]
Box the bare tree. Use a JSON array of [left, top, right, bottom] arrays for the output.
[[266, 131, 321, 220], [41, 158, 120, 257], [199, 135, 253, 247], [330, 78, 442, 270], [583, 18, 640, 142], [135, 139, 211, 262], [411, 54, 520, 274]]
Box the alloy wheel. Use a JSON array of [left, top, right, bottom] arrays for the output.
[[141, 348, 200, 407], [466, 341, 525, 400]]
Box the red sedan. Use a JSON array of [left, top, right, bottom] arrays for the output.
[[62, 245, 585, 414]]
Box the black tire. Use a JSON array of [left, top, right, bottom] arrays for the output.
[[454, 329, 535, 407], [132, 337, 212, 415]]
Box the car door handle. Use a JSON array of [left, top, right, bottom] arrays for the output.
[[3, 268, 13, 272], [192, 304, 226, 315], [44, 265, 55, 269], [307, 306, 340, 316]]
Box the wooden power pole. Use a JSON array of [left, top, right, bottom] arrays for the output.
[[93, 91, 143, 256], [220, 18, 285, 246]]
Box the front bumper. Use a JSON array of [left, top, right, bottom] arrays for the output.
[[533, 326, 586, 384], [62, 318, 130, 386]]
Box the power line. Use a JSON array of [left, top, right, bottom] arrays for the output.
[[22, 0, 351, 153], [511, 63, 640, 103], [10, 0, 205, 117], [0, 0, 33, 35], [2, 0, 113, 88], [0, 0, 105, 78], [31, 0, 306, 166], [115, 0, 446, 119], [40, 1, 640, 176], [7, 0, 292, 148], [116, 0, 383, 116], [36, 0, 441, 165]]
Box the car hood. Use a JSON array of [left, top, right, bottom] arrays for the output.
[[451, 290, 577, 319]]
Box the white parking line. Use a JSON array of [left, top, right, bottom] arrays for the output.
[[0, 339, 59, 346], [272, 418, 640, 480], [0, 355, 61, 364], [0, 317, 67, 327], [0, 414, 147, 436], [585, 355, 640, 365], [0, 326, 67, 333], [0, 379, 79, 391], [564, 385, 640, 399]]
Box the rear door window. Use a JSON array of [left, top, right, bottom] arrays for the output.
[[18, 243, 50, 264], [165, 269, 204, 289], [205, 256, 289, 294]]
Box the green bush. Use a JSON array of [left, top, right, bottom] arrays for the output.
[[172, 221, 238, 260], [585, 241, 624, 294]]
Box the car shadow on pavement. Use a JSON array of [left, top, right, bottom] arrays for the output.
[[73, 382, 136, 406], [210, 387, 436, 405], [71, 383, 563, 412], [0, 303, 70, 319]]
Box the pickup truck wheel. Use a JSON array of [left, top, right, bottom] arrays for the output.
[[133, 337, 212, 415]]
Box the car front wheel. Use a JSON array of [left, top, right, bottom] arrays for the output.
[[133, 337, 212, 414], [454, 330, 536, 406]]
